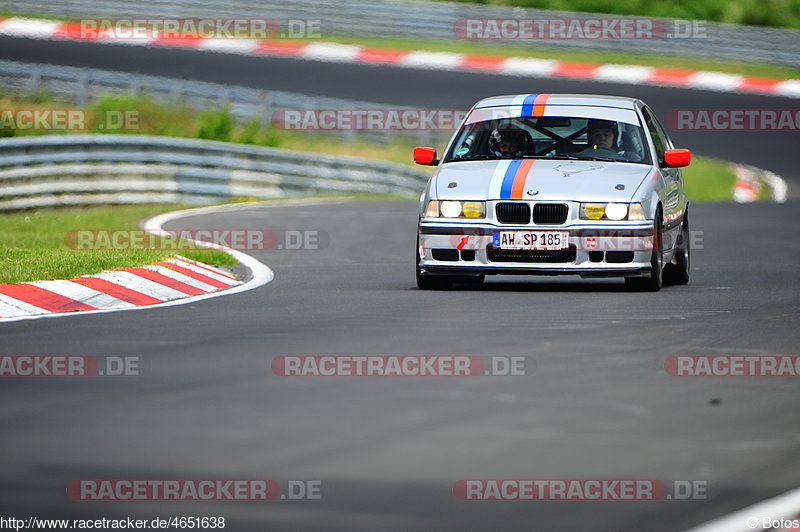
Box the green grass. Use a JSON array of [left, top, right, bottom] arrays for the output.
[[0, 204, 237, 284], [682, 155, 737, 201], [428, 0, 800, 30]]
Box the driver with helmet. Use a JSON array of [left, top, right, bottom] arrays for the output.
[[488, 125, 531, 157], [586, 119, 618, 150]]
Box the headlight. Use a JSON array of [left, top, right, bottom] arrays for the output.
[[579, 202, 645, 221], [440, 201, 463, 218], [628, 203, 646, 220], [425, 200, 485, 218], [604, 203, 628, 221], [580, 203, 606, 220]]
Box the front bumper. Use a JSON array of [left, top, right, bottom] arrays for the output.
[[418, 222, 655, 278]]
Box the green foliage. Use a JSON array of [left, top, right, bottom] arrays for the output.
[[197, 104, 234, 141], [440, 0, 800, 28]]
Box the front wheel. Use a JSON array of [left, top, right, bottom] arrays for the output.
[[664, 210, 690, 286], [417, 271, 453, 290]]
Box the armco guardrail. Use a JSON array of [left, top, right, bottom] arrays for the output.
[[0, 59, 447, 147], [4, 0, 799, 67], [0, 135, 431, 210]]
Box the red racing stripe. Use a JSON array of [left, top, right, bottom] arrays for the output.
[[122, 268, 206, 295], [532, 93, 551, 117], [152, 262, 229, 289], [71, 277, 163, 306], [510, 159, 536, 200], [0, 284, 97, 313]]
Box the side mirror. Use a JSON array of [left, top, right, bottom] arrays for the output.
[[413, 146, 438, 166], [663, 148, 691, 168]]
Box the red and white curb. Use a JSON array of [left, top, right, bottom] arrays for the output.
[[0, 202, 276, 322], [0, 256, 240, 319], [732, 163, 789, 203], [1, 16, 799, 98]]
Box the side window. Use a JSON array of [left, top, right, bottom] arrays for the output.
[[641, 107, 668, 162], [650, 110, 674, 150]]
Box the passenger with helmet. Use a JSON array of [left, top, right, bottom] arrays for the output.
[[488, 125, 531, 158], [576, 119, 636, 161]]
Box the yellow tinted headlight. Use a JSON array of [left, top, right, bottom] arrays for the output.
[[462, 201, 485, 218], [581, 203, 606, 220]]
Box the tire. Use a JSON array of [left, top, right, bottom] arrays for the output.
[[453, 274, 485, 286], [664, 210, 690, 286], [417, 273, 453, 290], [625, 209, 664, 292]]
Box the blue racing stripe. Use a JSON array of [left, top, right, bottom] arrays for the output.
[[499, 159, 522, 199], [520, 94, 539, 117]]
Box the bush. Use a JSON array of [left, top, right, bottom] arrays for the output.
[[196, 104, 234, 141]]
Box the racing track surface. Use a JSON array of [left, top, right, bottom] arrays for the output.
[[1, 36, 800, 531]]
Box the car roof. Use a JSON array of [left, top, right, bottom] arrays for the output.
[[474, 94, 639, 110]]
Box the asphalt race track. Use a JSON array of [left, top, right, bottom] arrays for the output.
[[1, 36, 799, 531]]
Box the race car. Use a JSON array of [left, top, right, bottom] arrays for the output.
[[414, 94, 691, 291]]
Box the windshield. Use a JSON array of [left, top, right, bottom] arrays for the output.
[[443, 115, 652, 165]]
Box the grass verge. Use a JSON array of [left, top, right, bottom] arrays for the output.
[[0, 204, 237, 284], [429, 0, 800, 30], [682, 156, 736, 202]]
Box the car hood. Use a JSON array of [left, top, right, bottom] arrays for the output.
[[434, 159, 653, 202]]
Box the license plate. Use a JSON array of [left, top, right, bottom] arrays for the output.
[[493, 231, 569, 250]]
